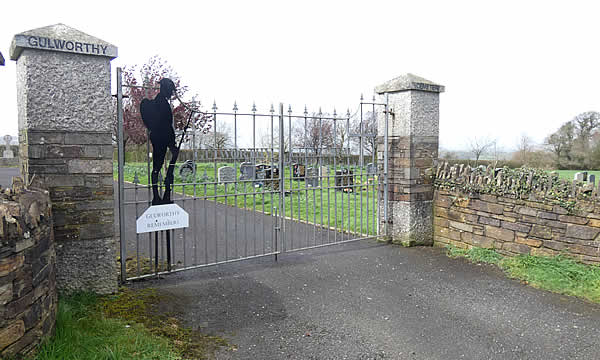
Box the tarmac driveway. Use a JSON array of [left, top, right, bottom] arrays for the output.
[[135, 240, 600, 360]]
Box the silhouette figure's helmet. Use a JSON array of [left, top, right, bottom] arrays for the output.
[[159, 78, 176, 95]]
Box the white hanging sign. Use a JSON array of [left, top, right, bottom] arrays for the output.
[[136, 203, 189, 234]]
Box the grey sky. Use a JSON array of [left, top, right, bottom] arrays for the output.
[[1, 0, 598, 151]]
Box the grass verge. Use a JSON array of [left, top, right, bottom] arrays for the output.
[[446, 245, 600, 303], [34, 288, 229, 360]]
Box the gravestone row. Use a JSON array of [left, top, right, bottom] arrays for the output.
[[213, 162, 361, 191]]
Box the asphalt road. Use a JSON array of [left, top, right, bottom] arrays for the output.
[[137, 242, 600, 360]]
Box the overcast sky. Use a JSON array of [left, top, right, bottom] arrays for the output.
[[1, 0, 598, 151]]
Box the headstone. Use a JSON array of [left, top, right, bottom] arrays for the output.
[[306, 167, 318, 187], [218, 166, 235, 184], [320, 166, 328, 177], [240, 162, 255, 181], [3, 135, 13, 158], [179, 160, 195, 180], [589, 174, 596, 186], [335, 168, 354, 191], [265, 166, 279, 190], [255, 168, 266, 187], [367, 162, 376, 175], [320, 166, 328, 186], [575, 172, 584, 182], [293, 163, 305, 180], [582, 171, 588, 181]]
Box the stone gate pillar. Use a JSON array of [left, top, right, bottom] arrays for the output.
[[10, 24, 118, 294], [376, 74, 444, 246]]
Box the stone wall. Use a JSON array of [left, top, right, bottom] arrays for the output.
[[433, 163, 600, 264], [21, 129, 117, 294], [0, 187, 56, 356]]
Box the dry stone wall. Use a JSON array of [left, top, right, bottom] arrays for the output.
[[0, 187, 56, 357], [433, 163, 600, 264]]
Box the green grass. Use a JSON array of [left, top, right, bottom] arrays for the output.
[[116, 161, 379, 236], [34, 292, 180, 360], [34, 289, 229, 360], [446, 245, 600, 303], [554, 170, 600, 181], [446, 246, 503, 265]]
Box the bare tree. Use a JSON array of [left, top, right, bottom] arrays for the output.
[[293, 113, 334, 156], [512, 133, 535, 164], [203, 123, 232, 150], [351, 111, 377, 157], [257, 126, 291, 152], [467, 136, 496, 165]]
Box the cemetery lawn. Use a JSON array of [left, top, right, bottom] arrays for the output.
[[554, 170, 600, 181], [115, 162, 379, 236]]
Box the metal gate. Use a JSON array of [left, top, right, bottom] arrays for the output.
[[116, 68, 389, 281]]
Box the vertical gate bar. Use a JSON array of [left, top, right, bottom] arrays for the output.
[[384, 94, 389, 237], [154, 231, 158, 277], [274, 207, 278, 261], [360, 99, 364, 235], [192, 122, 198, 266], [366, 111, 369, 236], [288, 106, 293, 250], [288, 105, 292, 164], [332, 116, 337, 242], [318, 111, 323, 245], [279, 103, 286, 252], [204, 182, 208, 264], [182, 184, 186, 268], [313, 113, 318, 246], [116, 67, 127, 282], [296, 126, 301, 249], [234, 104, 238, 258], [224, 182, 228, 261], [371, 98, 376, 236], [333, 116, 337, 243], [213, 103, 218, 263], [347, 115, 351, 239], [144, 81, 153, 274], [340, 160, 344, 239], [304, 108, 309, 248], [269, 105, 274, 255], [135, 182, 140, 277]]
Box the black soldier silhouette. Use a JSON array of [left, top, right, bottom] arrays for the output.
[[140, 78, 179, 205]]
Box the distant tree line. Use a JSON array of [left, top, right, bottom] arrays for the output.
[[440, 111, 600, 170], [545, 111, 600, 169]]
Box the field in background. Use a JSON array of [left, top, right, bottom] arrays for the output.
[[554, 170, 600, 182]]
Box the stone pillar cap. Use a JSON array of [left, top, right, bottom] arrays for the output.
[[10, 23, 118, 61], [0, 51, 4, 66], [375, 73, 444, 94]]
